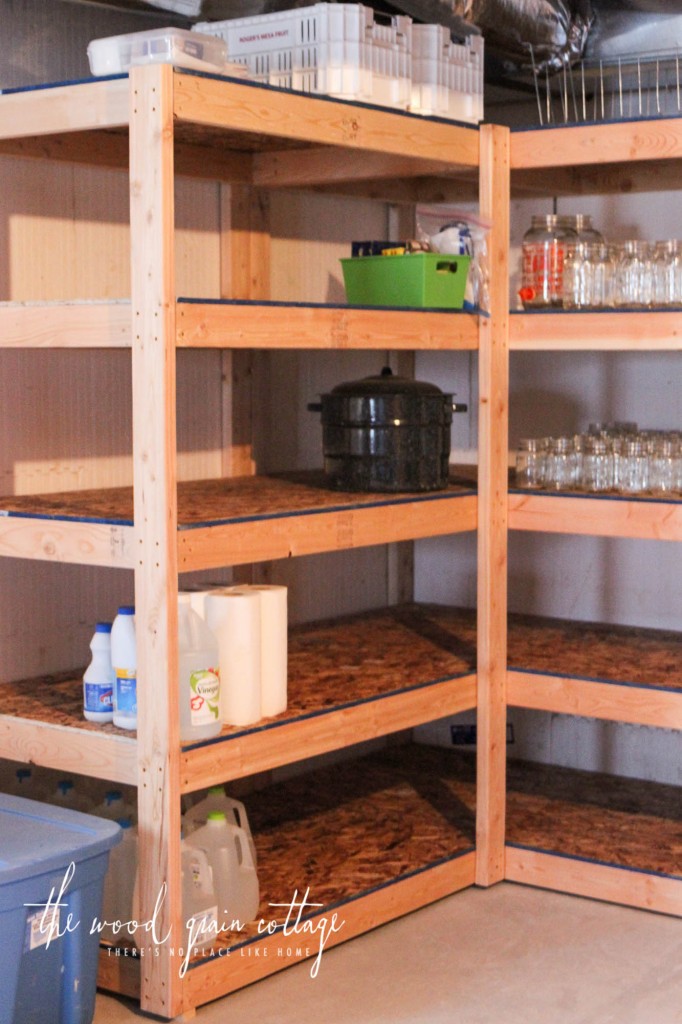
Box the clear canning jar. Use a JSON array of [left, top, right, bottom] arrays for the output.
[[614, 240, 653, 308], [589, 244, 617, 308], [562, 243, 590, 309], [570, 213, 605, 246], [544, 436, 577, 491], [580, 436, 612, 492], [650, 437, 677, 495], [520, 215, 578, 309], [515, 437, 546, 489], [652, 240, 682, 307], [619, 438, 649, 494]]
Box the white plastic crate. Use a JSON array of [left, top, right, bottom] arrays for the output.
[[195, 3, 411, 109], [411, 26, 484, 123]]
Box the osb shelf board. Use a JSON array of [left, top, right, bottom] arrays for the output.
[[506, 755, 682, 879], [0, 471, 476, 528], [190, 744, 476, 957], [0, 605, 477, 740], [507, 611, 682, 693], [213, 603, 477, 743]]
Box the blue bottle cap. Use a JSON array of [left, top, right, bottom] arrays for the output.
[[95, 622, 112, 633], [105, 789, 123, 805], [116, 817, 133, 829], [118, 606, 135, 615], [58, 779, 74, 795]]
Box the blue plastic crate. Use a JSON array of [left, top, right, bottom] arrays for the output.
[[0, 794, 121, 1024]]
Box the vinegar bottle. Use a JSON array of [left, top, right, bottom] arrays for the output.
[[178, 595, 221, 742]]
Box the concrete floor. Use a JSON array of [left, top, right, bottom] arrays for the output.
[[94, 884, 682, 1024]]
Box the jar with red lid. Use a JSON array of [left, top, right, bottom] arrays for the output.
[[519, 215, 578, 309]]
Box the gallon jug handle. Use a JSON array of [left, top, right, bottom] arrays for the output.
[[233, 825, 256, 871]]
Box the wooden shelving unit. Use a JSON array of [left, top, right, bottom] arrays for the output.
[[4, 61, 678, 1021], [0, 67, 506, 1019], [506, 117, 682, 917]]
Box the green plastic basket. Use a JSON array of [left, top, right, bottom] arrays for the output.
[[340, 252, 471, 309]]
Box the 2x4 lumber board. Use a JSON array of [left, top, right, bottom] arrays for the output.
[[0, 132, 252, 183], [172, 73, 479, 167], [0, 517, 134, 567], [180, 853, 476, 1010], [511, 159, 682, 198], [251, 146, 459, 188], [476, 123, 510, 887], [0, 78, 129, 141], [177, 302, 479, 350], [506, 847, 682, 917], [0, 301, 131, 348], [181, 673, 477, 790], [0, 716, 137, 786], [177, 493, 477, 571], [507, 671, 682, 730], [509, 311, 682, 351], [129, 64, 183, 1019], [511, 118, 682, 170], [509, 492, 682, 541]]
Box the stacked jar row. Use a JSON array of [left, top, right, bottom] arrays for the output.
[[516, 427, 682, 495], [519, 213, 682, 309]]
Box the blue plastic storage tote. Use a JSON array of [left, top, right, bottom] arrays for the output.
[[0, 794, 121, 1024]]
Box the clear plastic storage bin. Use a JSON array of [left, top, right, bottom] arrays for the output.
[[87, 27, 234, 77]]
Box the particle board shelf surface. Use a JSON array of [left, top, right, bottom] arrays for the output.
[[508, 612, 682, 692], [0, 473, 477, 569], [506, 612, 682, 729], [506, 755, 682, 883], [100, 744, 477, 1004], [0, 605, 477, 784]]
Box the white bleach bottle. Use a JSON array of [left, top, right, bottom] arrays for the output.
[[178, 594, 222, 742], [83, 622, 115, 724], [111, 605, 137, 730]]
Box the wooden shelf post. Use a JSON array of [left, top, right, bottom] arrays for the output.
[[476, 123, 510, 886], [129, 64, 183, 1019]]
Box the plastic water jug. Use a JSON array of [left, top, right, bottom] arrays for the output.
[[50, 778, 92, 813], [183, 785, 257, 864], [178, 595, 221, 742], [96, 789, 136, 824], [100, 818, 138, 945], [181, 841, 218, 942], [183, 811, 259, 927]]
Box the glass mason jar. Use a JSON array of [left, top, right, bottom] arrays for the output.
[[570, 213, 605, 246], [619, 438, 649, 494], [614, 240, 653, 308], [651, 240, 682, 307], [589, 244, 617, 308], [580, 436, 612, 492], [520, 215, 579, 309], [515, 437, 546, 489], [544, 436, 577, 491], [562, 243, 590, 309], [650, 437, 676, 495]]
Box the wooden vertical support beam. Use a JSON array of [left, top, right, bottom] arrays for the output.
[[219, 183, 271, 478], [476, 124, 510, 886], [129, 65, 183, 1018], [386, 204, 416, 605]]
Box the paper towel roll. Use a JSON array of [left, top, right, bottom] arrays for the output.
[[205, 589, 261, 726], [248, 584, 288, 717]]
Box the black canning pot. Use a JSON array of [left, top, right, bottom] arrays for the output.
[[308, 366, 466, 493]]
